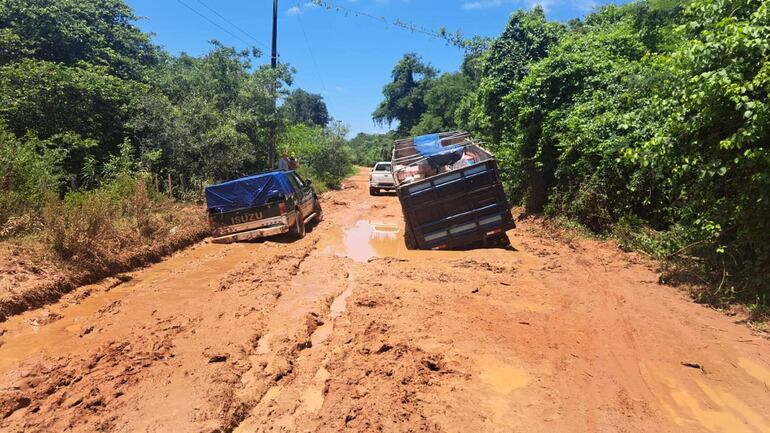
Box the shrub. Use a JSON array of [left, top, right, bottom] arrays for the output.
[[0, 126, 63, 234], [280, 122, 354, 189], [42, 174, 166, 272]]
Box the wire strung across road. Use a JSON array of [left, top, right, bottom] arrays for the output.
[[309, 0, 466, 48], [293, 1, 328, 95], [195, 0, 270, 50], [175, 0, 266, 51]]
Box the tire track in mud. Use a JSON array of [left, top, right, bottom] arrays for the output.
[[232, 260, 356, 432]]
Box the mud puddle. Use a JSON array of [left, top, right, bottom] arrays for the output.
[[317, 219, 477, 262], [301, 365, 331, 412], [479, 360, 530, 394], [0, 242, 255, 372], [317, 220, 402, 262], [310, 285, 353, 347]]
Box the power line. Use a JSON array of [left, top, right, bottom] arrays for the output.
[[175, 0, 256, 49], [309, 0, 466, 48], [195, 0, 270, 50], [293, 2, 328, 94]]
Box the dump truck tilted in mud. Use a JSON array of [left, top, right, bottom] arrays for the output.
[[392, 131, 515, 250]]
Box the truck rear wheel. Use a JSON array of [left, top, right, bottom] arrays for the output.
[[313, 200, 323, 223], [290, 211, 306, 239], [490, 234, 510, 248], [369, 187, 378, 196]]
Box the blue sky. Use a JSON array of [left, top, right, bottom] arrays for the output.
[[126, 0, 630, 136]]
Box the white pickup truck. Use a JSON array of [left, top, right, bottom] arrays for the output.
[[369, 162, 395, 196]]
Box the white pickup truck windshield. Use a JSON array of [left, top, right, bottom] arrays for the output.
[[374, 163, 392, 172]]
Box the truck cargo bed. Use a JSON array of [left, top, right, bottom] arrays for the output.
[[392, 132, 515, 250]]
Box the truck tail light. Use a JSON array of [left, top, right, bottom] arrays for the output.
[[278, 202, 286, 214]]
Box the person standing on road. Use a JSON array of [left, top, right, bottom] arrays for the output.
[[289, 152, 299, 171], [278, 152, 290, 172]]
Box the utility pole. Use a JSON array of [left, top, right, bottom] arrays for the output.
[[271, 0, 278, 69], [269, 0, 278, 169]]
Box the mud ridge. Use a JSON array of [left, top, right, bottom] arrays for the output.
[[0, 226, 209, 322]]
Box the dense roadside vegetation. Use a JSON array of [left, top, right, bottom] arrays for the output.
[[0, 0, 352, 269], [346, 132, 395, 166], [372, 0, 769, 315]]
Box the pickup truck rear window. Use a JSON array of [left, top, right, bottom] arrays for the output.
[[374, 163, 392, 172]]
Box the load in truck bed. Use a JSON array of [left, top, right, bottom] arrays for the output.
[[205, 171, 294, 213], [392, 131, 515, 250]]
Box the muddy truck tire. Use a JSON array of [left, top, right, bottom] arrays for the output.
[[290, 211, 306, 239], [313, 200, 323, 223]]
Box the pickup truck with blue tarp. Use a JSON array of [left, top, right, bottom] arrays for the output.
[[391, 131, 515, 250], [205, 170, 322, 244]]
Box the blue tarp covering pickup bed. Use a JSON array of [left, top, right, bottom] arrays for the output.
[[414, 133, 464, 168], [205, 171, 294, 213]]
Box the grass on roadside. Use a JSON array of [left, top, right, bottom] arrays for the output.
[[41, 174, 207, 275]]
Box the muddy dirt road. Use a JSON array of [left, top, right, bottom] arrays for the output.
[[1, 168, 768, 433]]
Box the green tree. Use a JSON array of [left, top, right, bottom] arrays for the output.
[[637, 0, 770, 300], [0, 0, 160, 80], [502, 8, 649, 211], [281, 88, 330, 126], [279, 123, 353, 188], [458, 7, 565, 142], [372, 53, 437, 136], [149, 42, 293, 183], [0, 59, 142, 173], [411, 72, 472, 135], [0, 124, 64, 228], [346, 132, 394, 166]]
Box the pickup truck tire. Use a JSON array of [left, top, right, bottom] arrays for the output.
[[369, 187, 378, 196], [313, 200, 323, 223], [290, 211, 306, 239]]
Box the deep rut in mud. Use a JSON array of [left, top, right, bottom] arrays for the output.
[[1, 168, 769, 433]]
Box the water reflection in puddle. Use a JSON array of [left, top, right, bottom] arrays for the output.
[[318, 220, 402, 262]]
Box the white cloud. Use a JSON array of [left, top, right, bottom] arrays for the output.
[[287, 2, 320, 15], [462, 0, 512, 10]]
